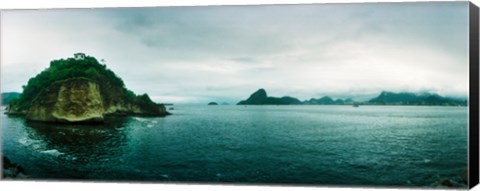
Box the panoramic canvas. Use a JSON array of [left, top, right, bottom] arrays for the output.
[[0, 2, 474, 189]]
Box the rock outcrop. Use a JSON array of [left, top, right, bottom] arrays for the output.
[[25, 78, 106, 123], [14, 78, 169, 123], [2, 156, 27, 179]]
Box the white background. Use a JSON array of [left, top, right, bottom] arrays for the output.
[[0, 0, 479, 191]]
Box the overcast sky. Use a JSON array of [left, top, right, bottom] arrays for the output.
[[0, 2, 470, 104]]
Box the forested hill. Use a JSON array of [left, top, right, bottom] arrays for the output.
[[7, 54, 169, 123], [11, 56, 127, 110]]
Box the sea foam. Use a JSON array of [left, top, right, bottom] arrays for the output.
[[40, 149, 64, 157]]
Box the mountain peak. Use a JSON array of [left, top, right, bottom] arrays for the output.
[[237, 88, 268, 105], [237, 89, 301, 105], [254, 88, 267, 97]]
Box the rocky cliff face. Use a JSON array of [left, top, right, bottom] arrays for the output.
[[16, 78, 168, 123], [26, 78, 105, 123]]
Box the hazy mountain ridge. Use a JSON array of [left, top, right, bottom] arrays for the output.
[[237, 89, 356, 105], [305, 96, 355, 105], [237, 89, 467, 106], [368, 91, 467, 106], [1, 92, 21, 105]]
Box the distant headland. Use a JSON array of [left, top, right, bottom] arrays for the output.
[[5, 53, 170, 123], [237, 89, 467, 106]]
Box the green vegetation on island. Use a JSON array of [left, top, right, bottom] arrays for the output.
[[6, 53, 170, 123]]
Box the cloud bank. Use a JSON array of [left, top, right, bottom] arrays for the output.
[[1, 2, 469, 104]]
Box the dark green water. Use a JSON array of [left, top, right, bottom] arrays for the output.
[[1, 106, 468, 187]]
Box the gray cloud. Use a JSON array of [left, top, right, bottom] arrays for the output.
[[1, 2, 470, 104]]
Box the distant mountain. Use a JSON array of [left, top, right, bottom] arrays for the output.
[[368, 91, 467, 106], [237, 89, 302, 105], [237, 89, 268, 105], [238, 89, 355, 105], [1, 92, 21, 105], [237, 89, 466, 106], [265, 96, 303, 105], [304, 96, 355, 105], [337, 98, 354, 105], [306, 96, 334, 105], [208, 102, 219, 105]]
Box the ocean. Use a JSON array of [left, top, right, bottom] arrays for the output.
[[1, 105, 468, 187]]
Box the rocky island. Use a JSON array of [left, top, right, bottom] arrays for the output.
[[6, 53, 170, 123]]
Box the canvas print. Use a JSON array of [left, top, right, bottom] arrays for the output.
[[0, 2, 474, 188]]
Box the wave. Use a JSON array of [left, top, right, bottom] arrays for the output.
[[18, 137, 42, 149], [40, 149, 64, 157], [133, 117, 149, 122], [132, 117, 159, 128], [18, 137, 29, 146]]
